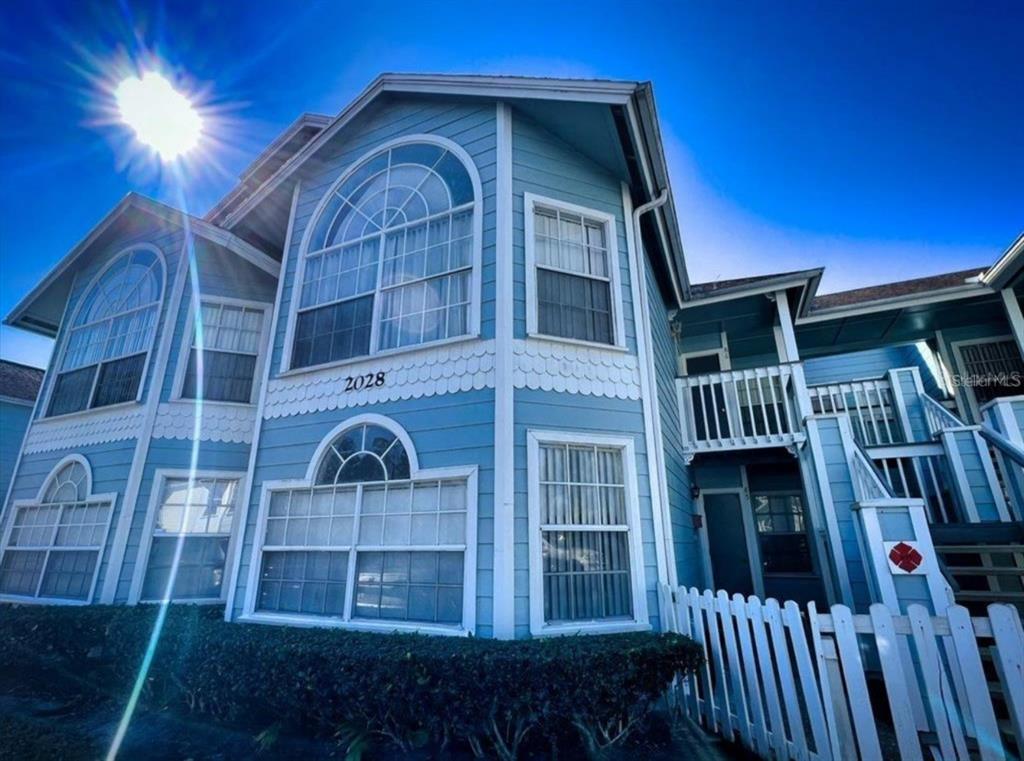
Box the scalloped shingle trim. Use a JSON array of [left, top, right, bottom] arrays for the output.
[[263, 340, 497, 419], [152, 402, 257, 444], [22, 407, 145, 453], [512, 339, 641, 400]]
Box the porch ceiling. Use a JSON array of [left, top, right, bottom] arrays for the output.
[[794, 290, 1008, 357]]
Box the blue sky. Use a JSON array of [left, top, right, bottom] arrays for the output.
[[1, 1, 1021, 368]]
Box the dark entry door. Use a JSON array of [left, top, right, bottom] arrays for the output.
[[704, 492, 755, 597]]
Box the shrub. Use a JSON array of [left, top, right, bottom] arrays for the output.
[[0, 604, 702, 759]]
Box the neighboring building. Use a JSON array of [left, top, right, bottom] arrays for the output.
[[1, 73, 1021, 633], [0, 360, 44, 507]]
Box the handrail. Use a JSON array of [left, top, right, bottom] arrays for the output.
[[978, 425, 1024, 468], [850, 444, 892, 502], [921, 393, 963, 435]]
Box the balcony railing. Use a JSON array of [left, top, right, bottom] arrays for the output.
[[807, 377, 902, 447], [676, 364, 805, 455]]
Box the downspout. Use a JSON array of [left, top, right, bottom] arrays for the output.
[[630, 190, 680, 587]]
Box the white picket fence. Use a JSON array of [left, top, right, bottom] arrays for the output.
[[660, 585, 1024, 760]]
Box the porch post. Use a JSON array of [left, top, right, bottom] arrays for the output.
[[773, 289, 800, 362], [1000, 288, 1024, 359]]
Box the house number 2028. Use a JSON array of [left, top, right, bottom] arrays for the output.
[[344, 372, 386, 392]]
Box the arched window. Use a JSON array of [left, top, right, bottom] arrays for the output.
[[291, 139, 479, 369], [250, 417, 474, 630], [0, 457, 114, 602], [49, 246, 164, 416]]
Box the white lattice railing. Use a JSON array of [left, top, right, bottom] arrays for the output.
[[677, 364, 805, 454], [807, 378, 902, 447]]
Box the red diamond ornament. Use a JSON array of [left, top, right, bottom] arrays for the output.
[[888, 541, 923, 573]]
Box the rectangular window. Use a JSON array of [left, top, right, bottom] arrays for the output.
[[527, 198, 619, 347], [181, 302, 265, 404], [0, 501, 112, 601], [253, 478, 470, 627], [528, 432, 646, 634], [753, 493, 813, 574], [957, 338, 1024, 407], [141, 477, 237, 601]]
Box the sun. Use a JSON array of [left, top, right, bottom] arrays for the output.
[[115, 72, 202, 159]]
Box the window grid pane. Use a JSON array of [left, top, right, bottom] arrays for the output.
[[256, 474, 468, 625], [294, 143, 476, 370], [753, 493, 812, 573], [537, 269, 613, 345], [537, 442, 633, 624], [0, 494, 111, 601], [92, 352, 146, 408], [48, 366, 97, 416]]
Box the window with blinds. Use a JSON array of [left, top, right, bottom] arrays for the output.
[[141, 476, 238, 601], [180, 302, 265, 403], [529, 433, 645, 633]]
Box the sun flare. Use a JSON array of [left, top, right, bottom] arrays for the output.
[[115, 72, 202, 159]]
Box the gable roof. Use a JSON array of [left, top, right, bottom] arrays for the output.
[[0, 360, 44, 403], [4, 193, 278, 337], [207, 72, 689, 306]]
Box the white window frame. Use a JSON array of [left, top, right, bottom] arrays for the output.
[[127, 468, 247, 605], [240, 413, 478, 636], [171, 296, 273, 406], [526, 429, 649, 636], [523, 193, 627, 351], [42, 244, 167, 421], [950, 334, 1022, 421], [280, 135, 484, 376], [0, 454, 117, 605]]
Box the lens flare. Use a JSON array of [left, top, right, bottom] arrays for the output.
[[115, 72, 202, 159]]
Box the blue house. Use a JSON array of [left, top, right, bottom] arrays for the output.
[[2, 74, 1022, 636]]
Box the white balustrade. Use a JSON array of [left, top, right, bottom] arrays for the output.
[[807, 378, 901, 447]]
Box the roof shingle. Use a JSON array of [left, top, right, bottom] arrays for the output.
[[0, 360, 44, 402]]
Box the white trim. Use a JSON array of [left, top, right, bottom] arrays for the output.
[[170, 295, 273, 405], [40, 243, 167, 420], [621, 183, 674, 589], [678, 338, 731, 375], [1000, 289, 1024, 358], [304, 413, 421, 481], [492, 102, 515, 638], [127, 468, 247, 604], [280, 133, 484, 376], [523, 192, 627, 351], [0, 455, 117, 605], [526, 429, 650, 636], [100, 233, 193, 602], [774, 290, 800, 362], [5, 193, 277, 335], [224, 183, 300, 619], [239, 418, 478, 634], [678, 275, 819, 310], [0, 395, 35, 408]]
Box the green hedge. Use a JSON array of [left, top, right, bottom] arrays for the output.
[[0, 604, 702, 759]]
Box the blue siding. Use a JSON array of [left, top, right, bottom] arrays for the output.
[[114, 437, 253, 602], [510, 111, 636, 350], [647, 269, 701, 586], [804, 344, 933, 387], [233, 389, 495, 634], [814, 418, 871, 607], [512, 390, 659, 635], [0, 401, 33, 506]]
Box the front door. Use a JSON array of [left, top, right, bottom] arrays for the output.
[[703, 492, 755, 597]]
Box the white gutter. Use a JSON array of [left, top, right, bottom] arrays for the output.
[[630, 188, 679, 588]]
